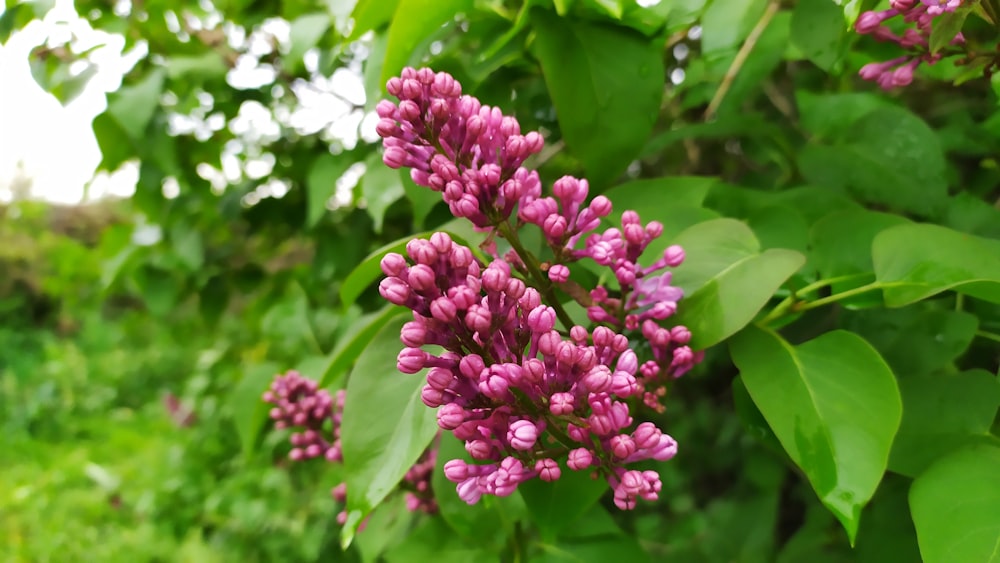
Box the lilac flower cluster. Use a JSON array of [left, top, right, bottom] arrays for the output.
[[376, 67, 704, 510], [263, 371, 438, 522], [855, 0, 964, 89]]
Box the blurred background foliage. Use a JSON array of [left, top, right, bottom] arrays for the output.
[[2, 0, 999, 560]]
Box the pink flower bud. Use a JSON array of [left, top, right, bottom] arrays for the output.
[[567, 448, 594, 470], [548, 264, 570, 283], [466, 439, 493, 459], [649, 434, 678, 461], [507, 420, 539, 451], [610, 434, 637, 459], [397, 348, 427, 374], [535, 458, 561, 482], [549, 392, 575, 415], [443, 459, 469, 481], [437, 403, 466, 430]]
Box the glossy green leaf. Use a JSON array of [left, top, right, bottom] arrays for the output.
[[873, 223, 1000, 306], [669, 218, 761, 295], [318, 305, 408, 388], [602, 176, 715, 212], [532, 10, 664, 187], [890, 370, 1000, 477], [730, 326, 902, 543], [673, 248, 804, 349], [348, 0, 400, 40], [909, 444, 1000, 563], [379, 0, 473, 87], [361, 152, 405, 233], [340, 318, 439, 547], [519, 465, 609, 541], [230, 361, 280, 461], [306, 153, 350, 228], [790, 0, 845, 71]]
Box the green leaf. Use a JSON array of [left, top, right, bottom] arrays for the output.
[[318, 305, 409, 387], [230, 361, 280, 461], [362, 31, 389, 111], [873, 223, 1000, 306], [746, 204, 809, 254], [0, 3, 27, 44], [382, 517, 491, 562], [582, 0, 623, 19], [361, 152, 405, 233], [379, 0, 473, 87], [790, 0, 846, 71], [431, 434, 518, 547], [287, 13, 331, 74], [165, 52, 228, 81], [531, 10, 664, 187], [348, 0, 400, 40], [340, 318, 439, 547], [536, 535, 650, 563], [106, 69, 165, 141], [929, 2, 974, 54], [890, 370, 1000, 477], [306, 153, 349, 228], [699, 0, 768, 53], [401, 167, 439, 229], [668, 218, 761, 294], [796, 91, 889, 139], [170, 224, 204, 272], [797, 107, 948, 217], [673, 248, 804, 349], [909, 444, 1000, 563], [602, 176, 715, 211], [519, 465, 609, 541], [854, 475, 922, 563], [730, 326, 902, 544]]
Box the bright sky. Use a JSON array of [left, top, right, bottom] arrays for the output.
[[0, 1, 374, 206], [0, 0, 140, 204]]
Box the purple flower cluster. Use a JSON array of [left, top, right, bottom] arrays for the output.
[[263, 371, 438, 522], [376, 67, 704, 510], [855, 0, 964, 89]]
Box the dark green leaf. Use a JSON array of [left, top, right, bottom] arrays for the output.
[[730, 326, 902, 544], [519, 464, 608, 541], [699, 0, 768, 53], [890, 370, 1000, 477], [532, 10, 664, 187]]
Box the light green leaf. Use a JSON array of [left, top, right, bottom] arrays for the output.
[[107, 69, 165, 141], [668, 218, 761, 294], [165, 52, 228, 81], [910, 444, 1000, 563], [340, 318, 439, 547], [532, 10, 664, 188], [873, 223, 1000, 306], [890, 370, 1000, 477], [929, 2, 974, 54], [700, 0, 768, 53], [673, 248, 804, 349], [306, 153, 349, 228], [379, 0, 473, 87], [318, 305, 409, 387], [231, 361, 280, 461], [362, 152, 405, 233], [170, 224, 204, 272], [730, 326, 902, 544], [348, 0, 400, 40], [287, 13, 331, 74]]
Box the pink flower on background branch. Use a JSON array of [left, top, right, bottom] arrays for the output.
[[376, 67, 703, 510]]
